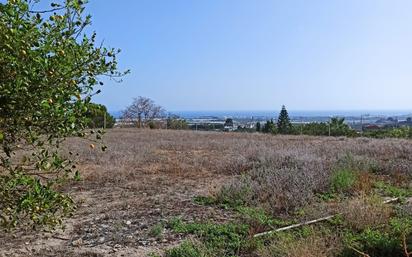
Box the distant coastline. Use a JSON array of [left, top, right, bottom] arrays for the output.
[[110, 110, 412, 119]]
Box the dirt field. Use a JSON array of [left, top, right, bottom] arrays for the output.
[[1, 129, 412, 257]]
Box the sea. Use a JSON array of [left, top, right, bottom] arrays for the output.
[[171, 110, 412, 119], [111, 110, 412, 120]]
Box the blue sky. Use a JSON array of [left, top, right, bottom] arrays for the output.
[[48, 1, 412, 111]]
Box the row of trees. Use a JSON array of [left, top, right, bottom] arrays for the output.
[[363, 127, 412, 139], [82, 97, 189, 130], [256, 106, 355, 137], [81, 97, 190, 130]]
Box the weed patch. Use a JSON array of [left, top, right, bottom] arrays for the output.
[[340, 196, 392, 231], [374, 181, 412, 199], [331, 169, 357, 194], [149, 222, 164, 239], [168, 218, 251, 256], [258, 228, 341, 257], [165, 240, 209, 257], [343, 229, 401, 257], [193, 196, 217, 206]]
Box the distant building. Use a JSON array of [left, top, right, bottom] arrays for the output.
[[364, 124, 381, 130]]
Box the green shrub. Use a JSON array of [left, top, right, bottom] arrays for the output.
[[0, 172, 74, 230], [165, 241, 209, 257], [363, 127, 412, 139], [193, 196, 217, 206], [331, 169, 357, 193], [168, 219, 249, 257], [148, 121, 156, 129], [216, 177, 252, 208], [389, 217, 412, 235], [236, 206, 289, 228], [86, 103, 116, 128], [149, 223, 164, 239], [374, 181, 412, 198], [343, 229, 401, 257]]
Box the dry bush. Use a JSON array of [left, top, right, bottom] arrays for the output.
[[258, 231, 341, 257], [353, 172, 375, 194], [61, 129, 412, 213], [64, 129, 412, 181], [401, 200, 412, 217], [340, 196, 393, 231], [219, 160, 328, 213]]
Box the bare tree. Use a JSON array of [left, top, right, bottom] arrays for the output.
[[122, 96, 165, 128]]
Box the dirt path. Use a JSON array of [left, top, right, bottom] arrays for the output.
[[0, 170, 232, 257]]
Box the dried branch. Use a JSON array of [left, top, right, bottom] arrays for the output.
[[349, 246, 371, 257], [253, 215, 335, 238], [29, 7, 66, 14], [403, 234, 411, 257], [253, 197, 400, 238]]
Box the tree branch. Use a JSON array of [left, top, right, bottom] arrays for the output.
[[29, 7, 66, 14]]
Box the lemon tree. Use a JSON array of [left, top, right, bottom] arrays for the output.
[[0, 0, 127, 229]]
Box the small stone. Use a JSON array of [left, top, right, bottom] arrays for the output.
[[71, 238, 83, 247], [125, 220, 132, 225], [98, 237, 105, 243], [114, 244, 122, 248]]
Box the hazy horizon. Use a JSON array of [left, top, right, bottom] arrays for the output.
[[110, 109, 412, 119]]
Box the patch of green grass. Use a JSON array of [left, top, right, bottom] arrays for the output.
[[374, 181, 412, 198], [193, 196, 291, 233], [342, 228, 401, 257], [215, 180, 252, 209], [168, 218, 250, 257], [193, 195, 217, 206], [389, 217, 412, 235], [149, 222, 164, 239], [236, 206, 290, 228], [165, 241, 209, 257], [339, 212, 412, 257], [331, 169, 357, 194], [328, 214, 345, 226], [316, 191, 338, 202]]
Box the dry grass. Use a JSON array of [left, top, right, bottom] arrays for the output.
[[258, 231, 342, 257], [65, 129, 412, 183], [340, 196, 393, 231], [1, 129, 412, 256], [353, 172, 376, 194]]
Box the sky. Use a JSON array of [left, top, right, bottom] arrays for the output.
[[41, 1, 412, 112]]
